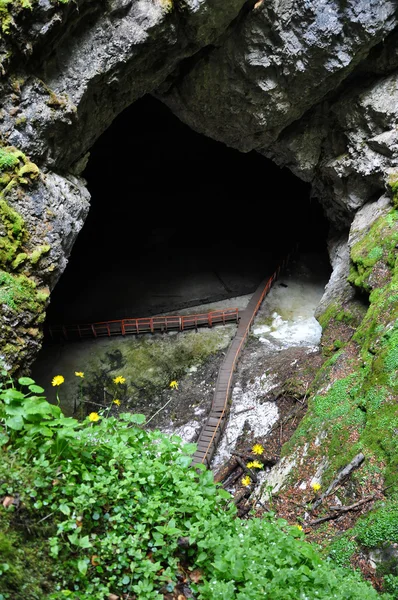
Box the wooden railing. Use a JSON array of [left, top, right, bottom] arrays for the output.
[[191, 250, 294, 466], [47, 308, 240, 341]]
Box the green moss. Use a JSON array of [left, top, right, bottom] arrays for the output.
[[0, 198, 26, 267], [0, 513, 55, 598], [360, 402, 398, 486], [0, 146, 42, 271], [282, 208, 398, 487], [348, 209, 398, 292], [0, 270, 45, 312], [14, 115, 26, 127], [388, 174, 398, 210], [10, 252, 26, 269], [0, 147, 21, 171], [29, 244, 50, 265], [0, 0, 32, 33]]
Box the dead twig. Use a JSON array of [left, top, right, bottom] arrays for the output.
[[308, 494, 375, 526], [235, 456, 258, 483], [311, 453, 365, 512], [226, 467, 244, 487], [235, 407, 255, 416], [214, 456, 238, 484]]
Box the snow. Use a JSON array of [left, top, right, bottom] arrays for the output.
[[211, 374, 279, 468]]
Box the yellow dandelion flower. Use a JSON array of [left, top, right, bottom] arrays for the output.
[[52, 375, 64, 387], [251, 443, 264, 455], [113, 399, 121, 406], [296, 525, 303, 531], [88, 412, 100, 422], [311, 482, 321, 492], [241, 475, 251, 487], [169, 380, 178, 390], [75, 371, 84, 378], [246, 460, 263, 469], [113, 376, 126, 385]]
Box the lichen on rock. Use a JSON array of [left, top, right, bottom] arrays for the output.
[[0, 142, 89, 371]]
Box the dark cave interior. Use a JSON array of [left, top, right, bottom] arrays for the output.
[[46, 95, 331, 325]]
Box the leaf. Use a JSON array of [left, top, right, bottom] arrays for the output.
[[59, 503, 71, 516], [3, 404, 25, 416], [176, 455, 192, 469], [28, 384, 45, 393], [5, 415, 24, 430], [189, 568, 203, 583], [18, 377, 35, 386], [23, 399, 53, 416], [197, 552, 207, 562], [194, 463, 206, 472], [217, 489, 231, 500], [121, 575, 130, 585], [182, 442, 197, 455], [78, 536, 92, 549], [2, 496, 14, 508], [25, 424, 54, 437], [1, 389, 25, 402], [0, 433, 9, 445], [49, 417, 78, 427], [67, 533, 79, 545], [130, 414, 146, 425], [77, 559, 88, 575]]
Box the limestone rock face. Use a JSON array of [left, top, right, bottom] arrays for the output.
[[158, 1, 398, 225], [2, 0, 398, 369], [315, 194, 392, 320], [159, 0, 397, 150], [0, 0, 247, 369], [1, 0, 247, 168]]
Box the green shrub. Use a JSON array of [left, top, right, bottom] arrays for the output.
[[0, 379, 391, 599], [355, 501, 398, 548]]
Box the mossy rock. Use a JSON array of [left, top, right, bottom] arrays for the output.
[[282, 207, 398, 491], [349, 210, 398, 292]]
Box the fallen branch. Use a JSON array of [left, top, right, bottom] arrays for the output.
[[232, 451, 277, 467], [308, 494, 375, 526], [235, 455, 258, 483], [311, 453, 365, 512], [225, 467, 244, 488], [214, 456, 238, 484], [233, 486, 252, 505]]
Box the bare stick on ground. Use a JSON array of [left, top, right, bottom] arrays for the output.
[[311, 453, 365, 512]]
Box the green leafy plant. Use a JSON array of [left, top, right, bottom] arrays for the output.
[[0, 379, 392, 599]]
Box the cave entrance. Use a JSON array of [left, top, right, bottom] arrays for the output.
[[45, 95, 330, 326]]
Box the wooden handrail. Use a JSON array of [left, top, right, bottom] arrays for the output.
[[191, 249, 295, 466], [47, 308, 240, 341]]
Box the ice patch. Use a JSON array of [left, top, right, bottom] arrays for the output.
[[254, 311, 322, 348], [212, 373, 279, 468], [161, 421, 200, 443]]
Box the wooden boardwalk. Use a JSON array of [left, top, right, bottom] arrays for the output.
[[47, 308, 239, 341], [48, 250, 293, 469], [191, 256, 290, 467]]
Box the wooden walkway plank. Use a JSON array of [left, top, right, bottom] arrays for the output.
[[192, 251, 294, 467]]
